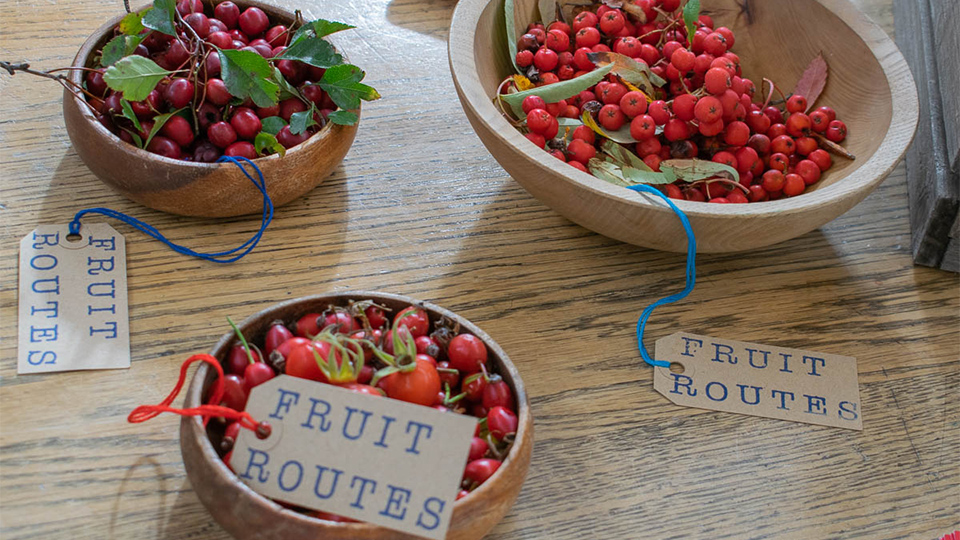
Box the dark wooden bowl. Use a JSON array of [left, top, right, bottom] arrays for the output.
[[180, 291, 533, 540], [449, 0, 919, 252], [63, 0, 359, 218]]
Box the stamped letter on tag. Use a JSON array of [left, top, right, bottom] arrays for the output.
[[231, 375, 477, 540], [18, 224, 130, 374], [653, 332, 862, 430]]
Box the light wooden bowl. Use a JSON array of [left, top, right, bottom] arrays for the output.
[[180, 291, 533, 540], [63, 0, 358, 218], [449, 0, 918, 252]]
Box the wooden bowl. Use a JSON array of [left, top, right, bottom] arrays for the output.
[[449, 0, 919, 252], [180, 291, 533, 540], [63, 0, 358, 218]]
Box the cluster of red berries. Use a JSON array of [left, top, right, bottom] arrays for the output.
[[85, 0, 338, 161], [512, 1, 850, 203], [215, 300, 519, 520]]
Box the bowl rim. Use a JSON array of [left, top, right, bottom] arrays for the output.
[[181, 290, 533, 532], [448, 0, 919, 219], [68, 0, 358, 169]]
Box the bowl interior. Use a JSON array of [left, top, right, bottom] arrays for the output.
[[474, 0, 892, 193]]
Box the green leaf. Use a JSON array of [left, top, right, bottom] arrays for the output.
[[683, 0, 701, 43], [501, 63, 613, 117], [119, 98, 142, 131], [292, 18, 355, 43], [289, 106, 317, 135], [260, 116, 287, 135], [327, 110, 359, 125], [586, 51, 665, 93], [273, 67, 302, 100], [143, 109, 182, 149], [277, 37, 343, 69], [119, 12, 145, 35], [318, 64, 380, 110], [254, 132, 286, 157], [622, 166, 670, 184], [505, 0, 520, 73], [581, 109, 637, 144], [588, 158, 631, 187], [660, 158, 739, 184], [103, 55, 172, 101], [219, 49, 279, 108], [100, 34, 144, 67], [600, 139, 651, 170], [122, 128, 144, 149], [141, 0, 177, 36]]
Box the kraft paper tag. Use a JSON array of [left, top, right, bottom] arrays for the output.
[[18, 224, 130, 374], [231, 375, 477, 540], [653, 332, 862, 430]]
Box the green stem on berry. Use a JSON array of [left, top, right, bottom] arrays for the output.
[[227, 316, 256, 365]]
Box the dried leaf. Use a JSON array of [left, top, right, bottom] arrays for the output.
[[582, 110, 637, 144], [792, 53, 828, 111], [622, 165, 670, 184], [812, 133, 856, 159], [103, 55, 171, 101], [512, 74, 535, 91], [660, 158, 739, 184], [586, 51, 666, 94], [683, 0, 701, 41], [588, 158, 631, 186], [601, 139, 650, 170], [502, 63, 613, 117]]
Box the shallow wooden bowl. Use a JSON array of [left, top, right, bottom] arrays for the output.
[[449, 0, 918, 252], [63, 0, 358, 218], [180, 291, 533, 540]]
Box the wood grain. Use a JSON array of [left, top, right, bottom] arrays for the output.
[[0, 1, 957, 540]]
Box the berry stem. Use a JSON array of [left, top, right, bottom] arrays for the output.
[[226, 316, 257, 365]]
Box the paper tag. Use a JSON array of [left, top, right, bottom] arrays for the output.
[[231, 375, 477, 540], [18, 224, 130, 374], [653, 332, 862, 430]]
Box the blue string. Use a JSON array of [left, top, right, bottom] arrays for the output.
[[68, 156, 273, 264], [625, 184, 697, 368]]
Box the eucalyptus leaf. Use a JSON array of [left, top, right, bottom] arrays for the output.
[[254, 132, 286, 157], [600, 139, 650, 170], [622, 166, 670, 184], [219, 49, 279, 108], [587, 158, 631, 187], [660, 158, 739, 184], [327, 110, 359, 125], [318, 64, 380, 110], [291, 18, 355, 43], [683, 0, 701, 43], [141, 0, 177, 36], [505, 0, 520, 73], [277, 37, 342, 69], [101, 34, 144, 67], [119, 12, 145, 35], [260, 116, 287, 135], [586, 51, 666, 92], [144, 109, 181, 149], [581, 110, 638, 144], [119, 98, 142, 132], [103, 55, 171, 101], [501, 63, 614, 117], [289, 107, 317, 135]]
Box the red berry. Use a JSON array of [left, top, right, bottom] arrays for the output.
[[769, 152, 790, 173], [712, 151, 737, 170], [770, 135, 796, 155], [826, 120, 847, 142], [572, 11, 598, 32], [239, 7, 269, 36], [629, 114, 656, 140], [527, 108, 559, 139], [783, 173, 806, 197], [546, 29, 570, 52], [522, 95, 547, 115], [145, 136, 182, 159], [463, 458, 501, 486], [698, 118, 724, 137], [598, 82, 627, 105], [487, 406, 519, 439], [184, 12, 211, 38], [786, 112, 812, 137], [648, 100, 670, 125], [279, 97, 308, 121], [572, 125, 596, 144], [160, 114, 194, 147], [276, 125, 310, 148], [704, 67, 732, 95], [795, 136, 818, 156], [207, 121, 238, 149], [516, 50, 534, 68], [796, 159, 822, 185], [763, 106, 784, 125], [809, 149, 832, 172], [817, 106, 837, 123], [265, 25, 289, 47], [598, 104, 625, 130], [786, 94, 807, 114], [567, 138, 596, 164], [761, 169, 785, 192], [746, 109, 772, 134], [703, 32, 728, 56], [215, 1, 240, 28], [709, 197, 731, 204], [599, 10, 625, 35], [619, 91, 647, 118], [694, 95, 722, 123], [663, 118, 690, 141], [673, 93, 698, 122], [533, 48, 559, 71], [525, 132, 546, 148], [724, 120, 749, 147], [727, 190, 748, 204], [748, 184, 768, 202], [230, 107, 262, 140], [224, 141, 257, 159]]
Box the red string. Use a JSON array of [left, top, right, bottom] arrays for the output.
[[128, 354, 259, 432]]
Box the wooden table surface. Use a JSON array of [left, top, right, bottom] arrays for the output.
[[1, 0, 957, 539]]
